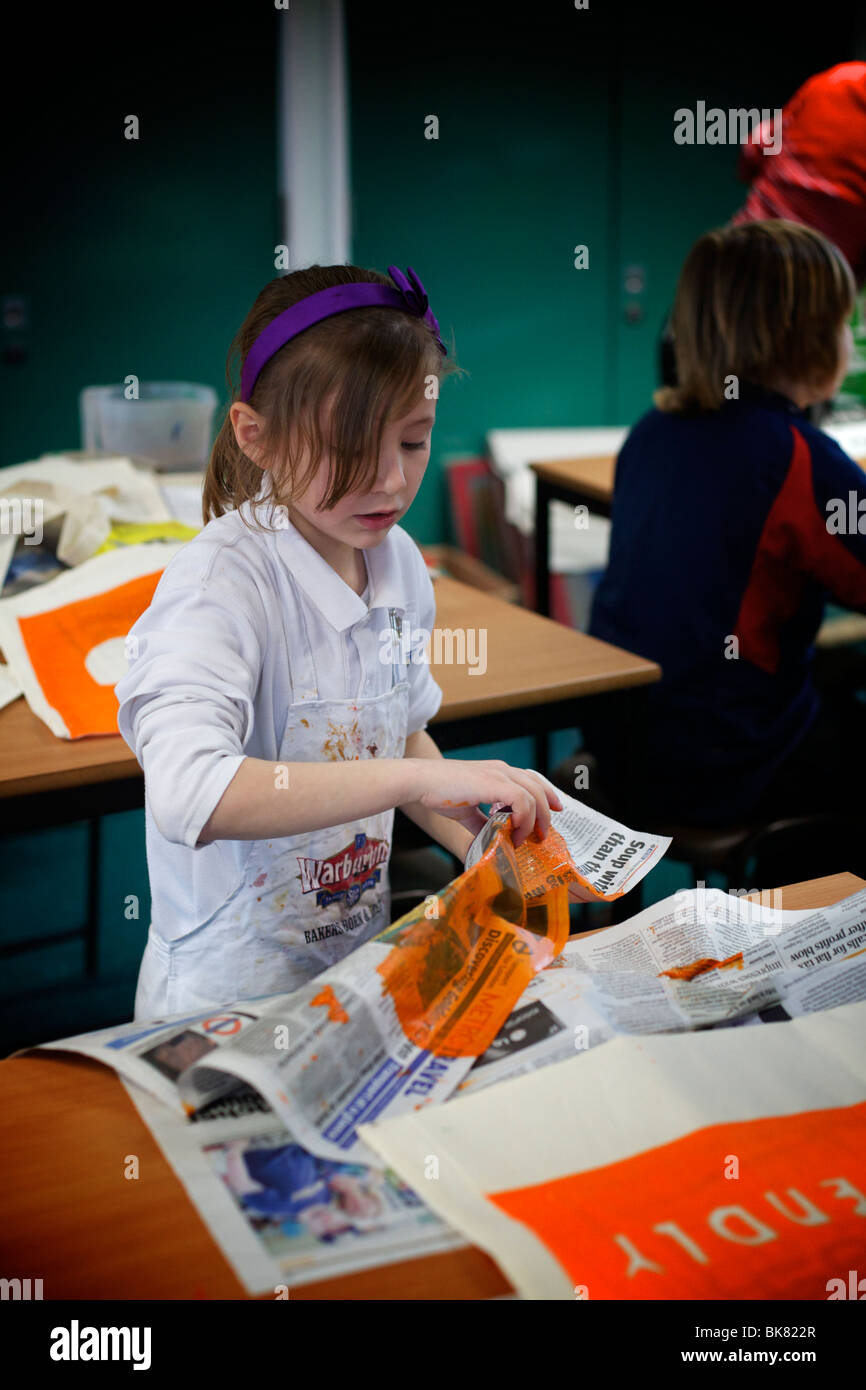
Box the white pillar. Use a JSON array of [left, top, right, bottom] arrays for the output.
[[278, 0, 351, 268]]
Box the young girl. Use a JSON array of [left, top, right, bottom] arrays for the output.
[[584, 221, 866, 832], [116, 263, 563, 1020]]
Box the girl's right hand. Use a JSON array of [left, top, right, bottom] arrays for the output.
[[408, 759, 563, 847]]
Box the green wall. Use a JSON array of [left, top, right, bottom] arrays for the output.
[[0, 2, 279, 1048], [1, 4, 279, 468], [347, 0, 857, 534]]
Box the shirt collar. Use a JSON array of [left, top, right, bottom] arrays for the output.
[[729, 381, 806, 415], [248, 492, 409, 632]]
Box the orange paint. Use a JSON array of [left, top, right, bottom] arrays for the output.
[[659, 952, 744, 981], [322, 718, 363, 761], [375, 818, 569, 1059], [497, 821, 632, 904], [490, 1100, 866, 1300], [309, 985, 349, 1024]]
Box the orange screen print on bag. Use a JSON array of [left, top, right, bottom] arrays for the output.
[[17, 570, 164, 737], [489, 1099, 866, 1299]]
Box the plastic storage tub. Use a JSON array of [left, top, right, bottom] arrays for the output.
[[80, 382, 218, 471]]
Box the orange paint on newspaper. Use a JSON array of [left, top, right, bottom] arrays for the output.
[[309, 985, 350, 1024], [376, 817, 570, 1059], [659, 952, 744, 981], [512, 824, 628, 904]]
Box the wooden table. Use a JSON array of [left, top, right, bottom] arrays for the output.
[[530, 453, 866, 646], [0, 869, 860, 1301], [427, 574, 659, 738], [0, 573, 660, 824], [531, 455, 616, 617], [0, 572, 659, 974]]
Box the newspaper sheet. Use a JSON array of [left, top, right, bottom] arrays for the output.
[[27, 803, 610, 1161], [466, 787, 671, 901], [159, 797, 668, 1160], [31, 1005, 268, 1114], [453, 885, 866, 1097], [120, 1078, 466, 1294]]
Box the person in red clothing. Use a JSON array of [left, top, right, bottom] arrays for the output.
[[661, 63, 866, 392], [731, 62, 866, 284]]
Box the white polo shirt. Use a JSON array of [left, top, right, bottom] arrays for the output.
[[115, 498, 443, 944]]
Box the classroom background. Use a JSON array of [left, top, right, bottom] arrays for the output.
[[2, 0, 865, 1052]]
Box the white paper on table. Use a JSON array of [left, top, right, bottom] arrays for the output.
[[823, 418, 866, 461], [453, 885, 866, 1099], [485, 426, 628, 573], [159, 471, 206, 529]]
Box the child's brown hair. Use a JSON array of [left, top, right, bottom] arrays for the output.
[[204, 264, 464, 525], [654, 220, 855, 414]]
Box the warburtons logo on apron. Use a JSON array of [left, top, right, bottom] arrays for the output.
[[297, 832, 389, 908]]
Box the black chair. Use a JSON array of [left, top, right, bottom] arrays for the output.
[[547, 749, 845, 916], [732, 813, 865, 889]]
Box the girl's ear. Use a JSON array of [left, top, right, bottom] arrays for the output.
[[230, 402, 269, 468]]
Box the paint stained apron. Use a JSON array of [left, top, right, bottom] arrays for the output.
[[134, 602, 409, 1019]]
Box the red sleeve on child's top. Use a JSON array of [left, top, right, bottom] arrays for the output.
[[735, 425, 866, 675]]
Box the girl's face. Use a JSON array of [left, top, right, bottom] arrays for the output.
[[289, 394, 436, 550]]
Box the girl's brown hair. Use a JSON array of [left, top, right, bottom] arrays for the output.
[[204, 264, 464, 525], [654, 220, 855, 414]]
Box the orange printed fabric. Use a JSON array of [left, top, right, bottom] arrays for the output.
[[504, 817, 643, 904], [16, 570, 163, 738], [376, 818, 570, 1059], [490, 1100, 866, 1300], [510, 824, 609, 901]]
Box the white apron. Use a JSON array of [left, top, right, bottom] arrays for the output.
[[134, 596, 410, 1020]]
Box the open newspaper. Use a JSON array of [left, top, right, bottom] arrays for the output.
[[21, 788, 866, 1291], [18, 791, 668, 1291], [118, 1078, 469, 1293], [116, 879, 866, 1294], [28, 790, 671, 1160], [453, 883, 866, 1097]]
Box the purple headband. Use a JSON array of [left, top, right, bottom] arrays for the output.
[[240, 264, 446, 402]]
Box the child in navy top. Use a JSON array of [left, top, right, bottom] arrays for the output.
[[586, 220, 866, 829]]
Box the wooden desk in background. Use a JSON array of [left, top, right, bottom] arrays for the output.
[[0, 574, 660, 819], [530, 453, 866, 648], [0, 869, 860, 1301], [0, 574, 660, 969], [531, 455, 616, 618]]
